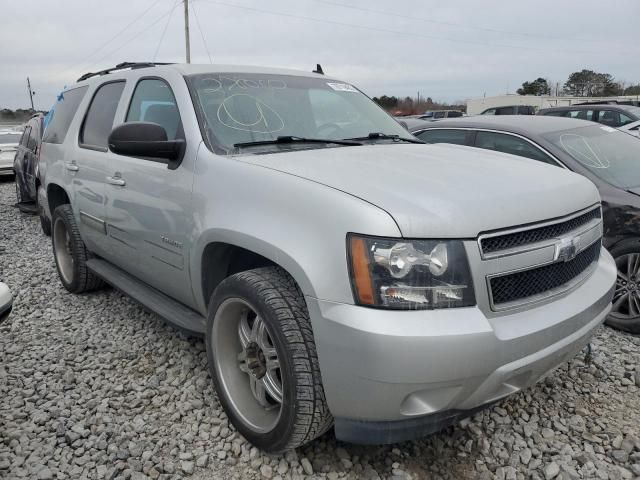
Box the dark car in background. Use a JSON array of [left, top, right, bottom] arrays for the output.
[[410, 115, 640, 333], [480, 105, 536, 115], [14, 114, 44, 215], [538, 104, 640, 128]]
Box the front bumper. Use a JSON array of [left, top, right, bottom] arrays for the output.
[[307, 249, 616, 444]]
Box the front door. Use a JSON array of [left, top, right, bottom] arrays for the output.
[[104, 78, 195, 306]]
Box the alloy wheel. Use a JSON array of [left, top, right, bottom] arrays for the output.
[[53, 218, 74, 284], [212, 298, 283, 433], [611, 253, 640, 319]]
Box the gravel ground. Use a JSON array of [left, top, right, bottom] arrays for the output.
[[1, 178, 640, 480]]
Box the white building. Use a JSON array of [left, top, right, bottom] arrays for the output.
[[466, 94, 640, 115]]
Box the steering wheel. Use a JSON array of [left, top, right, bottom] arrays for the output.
[[316, 122, 343, 138]]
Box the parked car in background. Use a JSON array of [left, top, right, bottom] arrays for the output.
[[14, 113, 45, 215], [538, 104, 640, 129], [417, 109, 463, 120], [619, 120, 640, 138], [0, 282, 12, 324], [411, 115, 640, 333], [480, 105, 536, 115], [41, 62, 615, 452], [0, 129, 22, 177]]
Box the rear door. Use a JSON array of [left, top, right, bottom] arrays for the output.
[[104, 76, 195, 306], [73, 80, 127, 256]]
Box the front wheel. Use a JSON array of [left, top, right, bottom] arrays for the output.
[[206, 267, 332, 453], [606, 242, 640, 334]]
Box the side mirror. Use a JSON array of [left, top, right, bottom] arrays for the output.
[[108, 122, 185, 169], [0, 282, 12, 324]]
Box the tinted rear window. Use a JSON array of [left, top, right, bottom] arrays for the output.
[[43, 87, 88, 144], [416, 129, 467, 145], [80, 81, 125, 150]]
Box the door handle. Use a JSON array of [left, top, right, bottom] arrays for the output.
[[66, 162, 79, 172], [106, 174, 126, 186]]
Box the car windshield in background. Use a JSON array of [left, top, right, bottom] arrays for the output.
[[543, 125, 640, 189], [0, 133, 21, 144], [187, 73, 412, 153]]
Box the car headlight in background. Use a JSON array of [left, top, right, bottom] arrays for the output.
[[348, 234, 475, 309]]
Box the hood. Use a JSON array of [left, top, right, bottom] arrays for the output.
[[238, 143, 601, 238]]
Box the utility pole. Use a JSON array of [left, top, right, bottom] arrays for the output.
[[184, 0, 191, 64], [26, 77, 35, 110]]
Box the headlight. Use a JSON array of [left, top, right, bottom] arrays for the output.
[[348, 234, 475, 309]]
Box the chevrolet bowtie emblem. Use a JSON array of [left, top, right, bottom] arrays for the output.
[[555, 235, 581, 262]]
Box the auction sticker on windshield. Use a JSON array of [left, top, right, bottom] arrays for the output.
[[327, 82, 358, 92]]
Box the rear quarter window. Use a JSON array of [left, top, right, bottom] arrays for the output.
[[42, 87, 88, 144]]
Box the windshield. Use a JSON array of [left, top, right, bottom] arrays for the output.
[[0, 133, 21, 144], [542, 124, 640, 188], [187, 73, 412, 153]]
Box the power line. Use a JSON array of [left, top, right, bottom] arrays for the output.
[[154, 0, 179, 61], [191, 0, 213, 63], [311, 0, 605, 44], [196, 0, 597, 55], [60, 0, 165, 77], [79, 2, 180, 76]]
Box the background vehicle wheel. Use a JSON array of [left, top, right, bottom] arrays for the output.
[[52, 204, 104, 293], [206, 267, 333, 453], [606, 242, 640, 334], [37, 186, 51, 236]]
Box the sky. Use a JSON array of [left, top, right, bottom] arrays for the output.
[[0, 0, 638, 110]]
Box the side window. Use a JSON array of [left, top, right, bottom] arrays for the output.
[[542, 110, 568, 117], [597, 110, 622, 127], [482, 108, 496, 115], [475, 131, 557, 165], [26, 126, 38, 151], [447, 111, 462, 118], [618, 112, 635, 127], [433, 111, 446, 119], [20, 126, 32, 147], [80, 82, 126, 150], [567, 109, 590, 120], [126, 79, 183, 140], [496, 107, 515, 115], [416, 129, 468, 145], [42, 86, 88, 144]]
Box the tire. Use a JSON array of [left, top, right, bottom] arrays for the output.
[[52, 204, 104, 293], [37, 186, 51, 236], [606, 241, 640, 334], [206, 267, 333, 453]]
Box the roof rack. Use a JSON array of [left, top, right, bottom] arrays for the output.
[[77, 62, 174, 83]]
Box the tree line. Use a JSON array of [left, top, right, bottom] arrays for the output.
[[517, 70, 640, 97]]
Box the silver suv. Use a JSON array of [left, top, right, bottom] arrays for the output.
[[40, 63, 616, 452]]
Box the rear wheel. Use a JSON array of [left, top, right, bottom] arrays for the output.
[[206, 267, 332, 453], [606, 242, 640, 334], [52, 205, 104, 293]]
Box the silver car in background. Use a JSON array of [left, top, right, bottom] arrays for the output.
[[0, 129, 21, 176]]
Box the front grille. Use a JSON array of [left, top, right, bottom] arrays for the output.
[[481, 208, 601, 254], [489, 241, 601, 306]]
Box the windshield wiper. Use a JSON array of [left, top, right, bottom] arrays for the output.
[[234, 136, 362, 148], [345, 132, 424, 144]]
